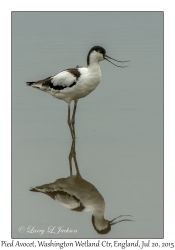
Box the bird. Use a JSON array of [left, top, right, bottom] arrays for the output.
[[30, 161, 133, 234], [26, 46, 129, 137], [30, 130, 133, 234], [30, 177, 132, 234]]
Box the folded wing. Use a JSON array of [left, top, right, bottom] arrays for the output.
[[26, 68, 81, 91]]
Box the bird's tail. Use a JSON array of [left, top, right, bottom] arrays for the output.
[[26, 76, 52, 89], [26, 81, 35, 86], [26, 81, 46, 90]]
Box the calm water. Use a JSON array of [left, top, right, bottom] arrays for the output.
[[12, 12, 163, 238]]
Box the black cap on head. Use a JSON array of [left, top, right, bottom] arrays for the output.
[[87, 46, 106, 65], [91, 215, 111, 234]]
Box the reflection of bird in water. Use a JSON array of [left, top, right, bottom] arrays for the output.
[[30, 136, 133, 234], [26, 46, 129, 138]]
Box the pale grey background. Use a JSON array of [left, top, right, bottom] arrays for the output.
[[12, 12, 163, 238]]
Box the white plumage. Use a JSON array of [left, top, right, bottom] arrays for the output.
[[26, 45, 129, 103], [26, 46, 129, 137]]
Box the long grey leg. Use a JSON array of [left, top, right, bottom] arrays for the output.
[[71, 100, 78, 139], [67, 104, 74, 139], [71, 100, 78, 124], [67, 101, 81, 177], [68, 138, 81, 177], [72, 139, 81, 177], [68, 140, 74, 175]]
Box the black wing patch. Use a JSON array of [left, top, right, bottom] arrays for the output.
[[49, 81, 76, 90], [26, 76, 52, 88], [66, 68, 81, 79]]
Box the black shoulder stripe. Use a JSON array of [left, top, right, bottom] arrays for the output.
[[66, 68, 81, 79], [49, 81, 76, 90], [49, 82, 66, 90], [69, 82, 76, 88]]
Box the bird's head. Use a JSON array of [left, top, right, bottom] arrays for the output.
[[87, 45, 130, 67], [91, 215, 133, 234]]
